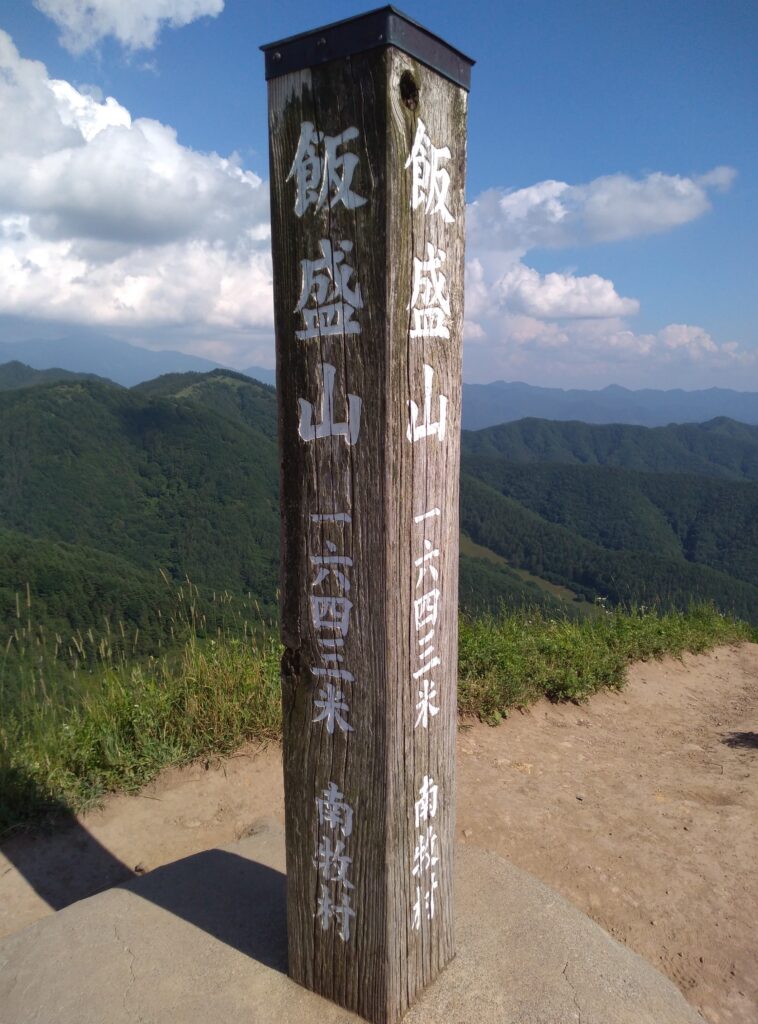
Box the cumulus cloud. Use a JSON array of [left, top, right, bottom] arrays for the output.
[[468, 167, 736, 254], [0, 216, 272, 329], [0, 31, 748, 386], [493, 263, 638, 319], [0, 30, 272, 335], [462, 162, 750, 386], [463, 314, 757, 389], [466, 250, 637, 330], [34, 0, 224, 54]]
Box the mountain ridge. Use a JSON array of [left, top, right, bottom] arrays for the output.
[[462, 379, 758, 429], [461, 417, 758, 480], [2, 368, 757, 641], [2, 338, 757, 424]]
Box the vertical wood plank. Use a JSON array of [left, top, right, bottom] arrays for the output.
[[266, 21, 469, 1023], [385, 50, 467, 1012]]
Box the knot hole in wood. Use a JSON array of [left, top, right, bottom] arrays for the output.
[[400, 70, 419, 111]]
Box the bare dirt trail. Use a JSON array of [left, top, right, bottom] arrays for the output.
[[1, 643, 756, 1023], [457, 643, 758, 1024]]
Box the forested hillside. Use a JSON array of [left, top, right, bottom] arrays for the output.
[[460, 475, 758, 622], [0, 370, 280, 634], [1, 366, 756, 648], [0, 361, 110, 391], [460, 458, 758, 586], [461, 417, 758, 480]]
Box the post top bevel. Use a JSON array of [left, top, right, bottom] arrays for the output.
[[260, 5, 474, 91]]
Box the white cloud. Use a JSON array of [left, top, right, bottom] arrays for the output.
[[49, 79, 130, 140], [462, 163, 750, 386], [0, 30, 272, 334], [0, 216, 272, 329], [659, 323, 719, 357], [468, 167, 736, 254], [463, 315, 757, 389], [34, 0, 224, 54], [0, 32, 748, 387], [493, 263, 638, 319]]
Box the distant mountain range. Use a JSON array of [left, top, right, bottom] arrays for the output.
[[0, 365, 756, 641], [241, 364, 276, 386], [0, 335, 280, 390], [2, 336, 757, 426], [462, 380, 758, 429], [0, 336, 227, 387]]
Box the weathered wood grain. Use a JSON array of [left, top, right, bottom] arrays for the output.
[[268, 44, 467, 1024]]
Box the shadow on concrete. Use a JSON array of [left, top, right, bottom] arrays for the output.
[[2, 770, 287, 973], [1, 768, 135, 911], [126, 848, 288, 973], [721, 731, 758, 750]]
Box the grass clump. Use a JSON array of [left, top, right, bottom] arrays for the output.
[[1, 632, 281, 832], [1, 601, 753, 832], [458, 603, 754, 724]]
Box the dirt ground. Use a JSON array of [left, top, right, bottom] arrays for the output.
[[1, 643, 756, 1024]]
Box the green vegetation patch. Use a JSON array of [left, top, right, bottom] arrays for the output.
[[2, 604, 753, 833], [1, 632, 281, 833], [458, 604, 754, 724]]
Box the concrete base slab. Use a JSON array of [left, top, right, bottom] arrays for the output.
[[0, 823, 704, 1024]]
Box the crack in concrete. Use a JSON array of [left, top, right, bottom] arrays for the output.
[[114, 922, 142, 1020], [562, 960, 583, 1024]]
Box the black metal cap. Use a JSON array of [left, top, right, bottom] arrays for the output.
[[261, 6, 474, 91]]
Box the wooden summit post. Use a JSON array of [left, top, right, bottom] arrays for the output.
[[262, 9, 472, 1022]]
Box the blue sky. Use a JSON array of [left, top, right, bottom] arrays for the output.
[[0, 0, 756, 388]]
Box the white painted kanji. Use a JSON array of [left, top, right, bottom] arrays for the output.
[[412, 657, 440, 679], [411, 872, 439, 929], [412, 826, 439, 877], [316, 782, 353, 837], [308, 517, 357, 735], [316, 884, 357, 941], [313, 836, 354, 887], [414, 677, 440, 729], [311, 540, 353, 592], [414, 588, 441, 630], [310, 594, 353, 636], [414, 538, 440, 588], [299, 362, 362, 445], [313, 683, 354, 734], [408, 243, 451, 339], [414, 774, 439, 827], [310, 512, 352, 523], [314, 784, 356, 941], [295, 239, 363, 339], [407, 364, 447, 443], [404, 117, 454, 224], [413, 507, 441, 523], [312, 665, 355, 682], [412, 525, 443, 728], [288, 122, 367, 216]]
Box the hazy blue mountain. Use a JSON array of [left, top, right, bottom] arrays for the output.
[[241, 364, 276, 386], [462, 381, 758, 429], [0, 336, 226, 387], [8, 337, 756, 429]]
